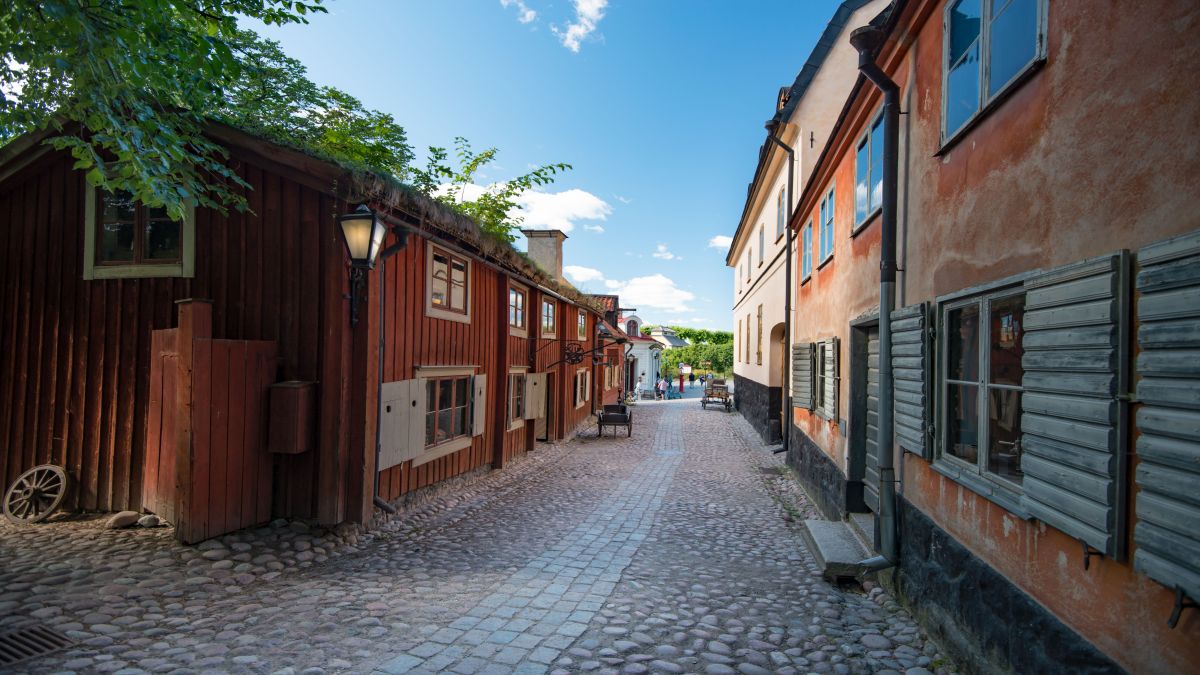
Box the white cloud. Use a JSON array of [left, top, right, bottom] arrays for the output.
[[584, 223, 605, 233], [563, 265, 605, 283], [614, 194, 632, 204], [438, 183, 611, 233], [554, 0, 608, 52], [605, 274, 695, 313], [707, 235, 733, 250], [500, 0, 537, 23], [652, 244, 678, 260]]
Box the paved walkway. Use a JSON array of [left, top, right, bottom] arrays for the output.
[[0, 399, 953, 675]]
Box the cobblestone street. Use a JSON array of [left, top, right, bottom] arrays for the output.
[[1, 400, 953, 675]]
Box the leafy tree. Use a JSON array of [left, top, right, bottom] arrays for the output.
[[412, 137, 571, 242], [0, 0, 328, 220], [639, 325, 733, 345], [661, 342, 733, 379]]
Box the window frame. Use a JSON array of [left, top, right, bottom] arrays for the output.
[[941, 0, 1048, 147], [508, 283, 528, 336], [854, 111, 885, 232], [818, 183, 836, 265], [83, 186, 195, 280], [934, 280, 1030, 513], [426, 244, 472, 323], [755, 304, 763, 365], [541, 298, 557, 337], [424, 374, 473, 449], [801, 221, 813, 282], [758, 226, 765, 267], [508, 370, 526, 430], [576, 309, 587, 341], [574, 368, 591, 408], [775, 188, 786, 241]]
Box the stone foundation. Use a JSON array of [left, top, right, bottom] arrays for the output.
[[733, 374, 781, 443], [786, 423, 848, 521]]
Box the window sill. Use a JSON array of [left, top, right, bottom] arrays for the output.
[[775, 233, 786, 244], [413, 435, 472, 467], [930, 459, 1030, 519], [426, 305, 471, 324], [936, 58, 1046, 158], [851, 208, 881, 238], [509, 326, 528, 338], [540, 331, 557, 339], [816, 254, 834, 272], [508, 418, 525, 432], [86, 263, 191, 280], [757, 261, 764, 268], [800, 274, 812, 286]]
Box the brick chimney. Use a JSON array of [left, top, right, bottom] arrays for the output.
[[522, 229, 568, 282]]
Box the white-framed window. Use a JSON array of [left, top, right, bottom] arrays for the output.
[[509, 284, 527, 335], [818, 185, 835, 262], [943, 0, 1046, 141], [574, 368, 591, 407], [815, 342, 828, 412], [541, 299, 556, 337], [425, 375, 471, 448], [426, 244, 471, 323], [577, 309, 587, 341], [939, 287, 1026, 489], [758, 226, 765, 266], [84, 187, 195, 280], [756, 305, 763, 365], [745, 252, 751, 280], [801, 221, 813, 279], [855, 113, 884, 226], [626, 319, 638, 336], [776, 188, 786, 238], [736, 319, 741, 363], [508, 371, 526, 429]]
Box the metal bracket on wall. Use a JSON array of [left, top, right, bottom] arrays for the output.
[[1168, 587, 1197, 629], [1081, 540, 1103, 571]]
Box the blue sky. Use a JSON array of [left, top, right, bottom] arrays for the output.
[[249, 0, 844, 330]]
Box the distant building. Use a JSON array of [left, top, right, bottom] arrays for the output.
[[647, 325, 687, 349], [619, 314, 663, 391]]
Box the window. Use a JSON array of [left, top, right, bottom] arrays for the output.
[[801, 222, 813, 279], [425, 376, 471, 448], [84, 188, 195, 279], [541, 299, 556, 337], [940, 289, 1026, 488], [737, 320, 741, 362], [626, 319, 638, 336], [577, 310, 587, 341], [574, 369, 591, 407], [776, 188, 786, 238], [745, 252, 751, 280], [813, 337, 839, 419], [815, 342, 827, 412], [855, 114, 884, 225], [758, 226, 765, 266], [756, 305, 763, 365], [944, 0, 1044, 140], [509, 285, 527, 332], [508, 372, 526, 428], [819, 186, 835, 262], [427, 245, 470, 322], [745, 315, 751, 363]]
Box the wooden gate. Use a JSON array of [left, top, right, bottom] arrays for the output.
[[143, 300, 278, 544]]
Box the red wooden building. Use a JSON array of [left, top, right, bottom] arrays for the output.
[[0, 124, 618, 541]]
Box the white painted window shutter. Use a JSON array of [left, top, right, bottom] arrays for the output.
[[524, 373, 546, 420], [472, 373, 487, 437]]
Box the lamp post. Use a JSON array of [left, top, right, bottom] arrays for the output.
[[337, 205, 388, 326]]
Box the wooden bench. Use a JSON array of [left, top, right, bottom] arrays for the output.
[[597, 404, 633, 437]]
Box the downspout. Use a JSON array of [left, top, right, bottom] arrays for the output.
[[850, 25, 900, 569], [765, 125, 794, 455], [371, 227, 409, 516]]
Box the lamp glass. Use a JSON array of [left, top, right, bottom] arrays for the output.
[[339, 209, 387, 268]]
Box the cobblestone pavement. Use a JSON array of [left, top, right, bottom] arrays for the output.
[[0, 399, 955, 675]]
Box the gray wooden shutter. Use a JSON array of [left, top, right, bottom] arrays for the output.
[[892, 303, 930, 458], [472, 374, 487, 437], [792, 343, 813, 409], [822, 337, 840, 419], [1020, 251, 1130, 559], [1133, 231, 1200, 600]]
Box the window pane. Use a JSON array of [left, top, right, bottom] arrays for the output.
[[988, 0, 1038, 96], [454, 404, 467, 436], [947, 382, 980, 463], [100, 221, 136, 262], [855, 138, 870, 223], [948, 0, 982, 64], [438, 379, 453, 411], [103, 191, 136, 222], [451, 259, 467, 310], [948, 304, 981, 381], [145, 218, 180, 260], [989, 294, 1025, 386], [455, 377, 468, 406], [431, 253, 449, 306], [946, 40, 981, 135], [987, 388, 1023, 483], [437, 409, 452, 443], [869, 118, 884, 211], [426, 380, 435, 408], [425, 412, 435, 446]]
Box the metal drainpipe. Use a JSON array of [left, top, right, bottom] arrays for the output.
[[850, 25, 900, 569], [372, 227, 409, 516], [765, 126, 794, 456]]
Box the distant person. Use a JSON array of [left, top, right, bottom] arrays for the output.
[[656, 377, 667, 400], [634, 375, 644, 400], [689, 372, 696, 389]]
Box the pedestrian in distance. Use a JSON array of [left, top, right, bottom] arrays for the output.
[[689, 372, 696, 389], [634, 375, 644, 401]]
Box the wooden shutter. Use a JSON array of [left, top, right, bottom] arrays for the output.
[[379, 379, 425, 470], [792, 343, 813, 409], [1020, 252, 1130, 559], [472, 374, 487, 437], [821, 337, 840, 419], [1133, 232, 1200, 599], [525, 372, 546, 420], [892, 303, 930, 458]]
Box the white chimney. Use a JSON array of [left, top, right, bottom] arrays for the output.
[[522, 229, 568, 282]]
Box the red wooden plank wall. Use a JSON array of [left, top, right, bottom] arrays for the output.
[[0, 151, 352, 518]]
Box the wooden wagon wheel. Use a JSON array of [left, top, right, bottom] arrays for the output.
[[3, 465, 69, 524]]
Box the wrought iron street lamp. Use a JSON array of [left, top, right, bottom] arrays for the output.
[[337, 205, 387, 325]]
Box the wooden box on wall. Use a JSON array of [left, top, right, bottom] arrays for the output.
[[268, 381, 315, 455]]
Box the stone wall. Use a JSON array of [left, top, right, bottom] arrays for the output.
[[786, 423, 847, 521], [733, 375, 781, 443], [889, 498, 1121, 675]]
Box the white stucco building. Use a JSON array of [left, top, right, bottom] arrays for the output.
[[618, 314, 663, 396], [726, 0, 888, 443]]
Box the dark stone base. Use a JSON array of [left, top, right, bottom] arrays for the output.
[[733, 375, 781, 443], [786, 423, 848, 521], [891, 497, 1123, 675]]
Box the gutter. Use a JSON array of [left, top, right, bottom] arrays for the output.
[[849, 23, 900, 571], [764, 125, 795, 456]]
